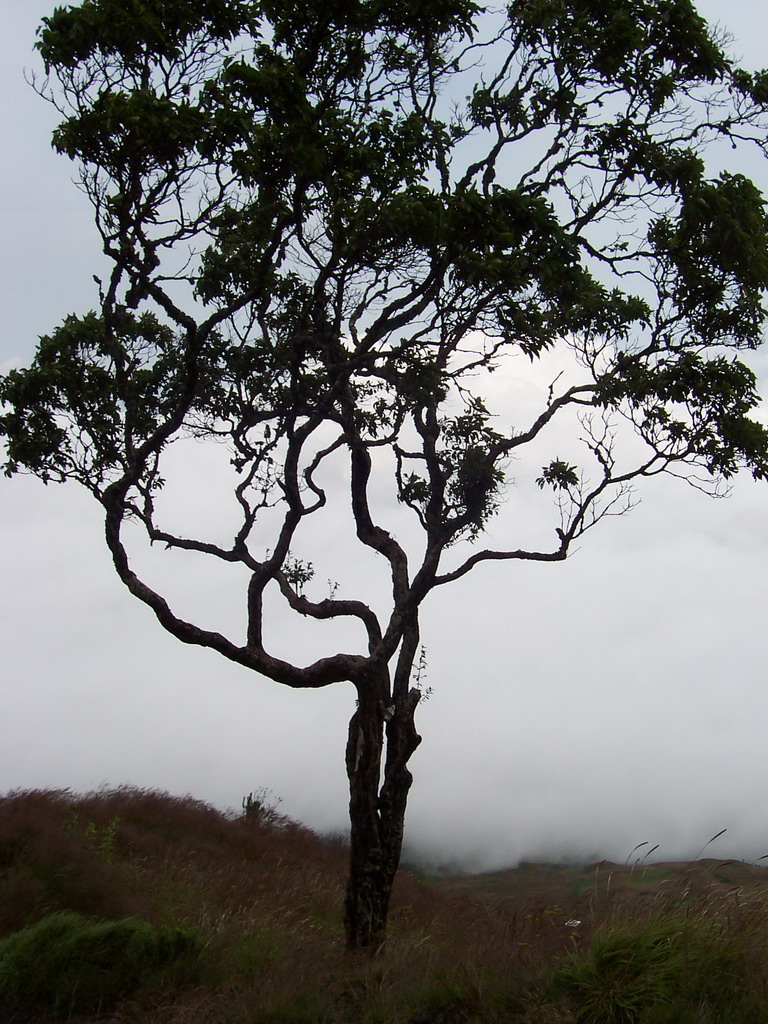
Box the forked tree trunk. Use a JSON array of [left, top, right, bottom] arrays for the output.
[[344, 681, 422, 950]]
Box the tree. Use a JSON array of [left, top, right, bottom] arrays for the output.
[[2, 0, 768, 949]]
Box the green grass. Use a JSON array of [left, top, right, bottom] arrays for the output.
[[1, 787, 768, 1023]]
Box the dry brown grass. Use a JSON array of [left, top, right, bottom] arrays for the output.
[[2, 788, 768, 1023], [0, 787, 581, 1022]]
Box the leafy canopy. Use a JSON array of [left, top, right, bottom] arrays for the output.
[[2, 0, 768, 685]]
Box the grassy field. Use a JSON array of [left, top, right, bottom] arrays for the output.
[[1, 787, 767, 1023]]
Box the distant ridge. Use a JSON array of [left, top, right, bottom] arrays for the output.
[[434, 856, 768, 910]]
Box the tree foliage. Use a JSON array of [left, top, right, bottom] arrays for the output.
[[3, 0, 768, 946]]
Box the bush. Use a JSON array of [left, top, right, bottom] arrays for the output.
[[554, 920, 690, 1024], [553, 911, 768, 1024], [0, 909, 199, 1017]]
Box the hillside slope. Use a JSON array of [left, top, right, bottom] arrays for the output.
[[2, 788, 768, 1024]]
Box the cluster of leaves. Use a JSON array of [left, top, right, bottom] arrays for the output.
[[37, 0, 258, 67], [0, 310, 227, 486], [597, 351, 768, 480]]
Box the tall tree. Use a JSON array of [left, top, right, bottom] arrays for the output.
[[3, 0, 768, 948]]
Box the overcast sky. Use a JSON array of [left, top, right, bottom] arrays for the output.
[[3, 0, 768, 873]]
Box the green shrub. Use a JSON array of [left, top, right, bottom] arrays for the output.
[[0, 909, 199, 1017], [553, 913, 768, 1024], [554, 920, 693, 1024]]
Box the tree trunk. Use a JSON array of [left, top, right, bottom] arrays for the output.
[[344, 683, 421, 950]]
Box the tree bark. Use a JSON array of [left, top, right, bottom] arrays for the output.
[[343, 679, 421, 950]]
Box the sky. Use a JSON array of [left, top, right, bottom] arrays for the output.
[[3, 0, 768, 873]]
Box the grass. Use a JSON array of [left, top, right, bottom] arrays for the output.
[[0, 787, 767, 1022]]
